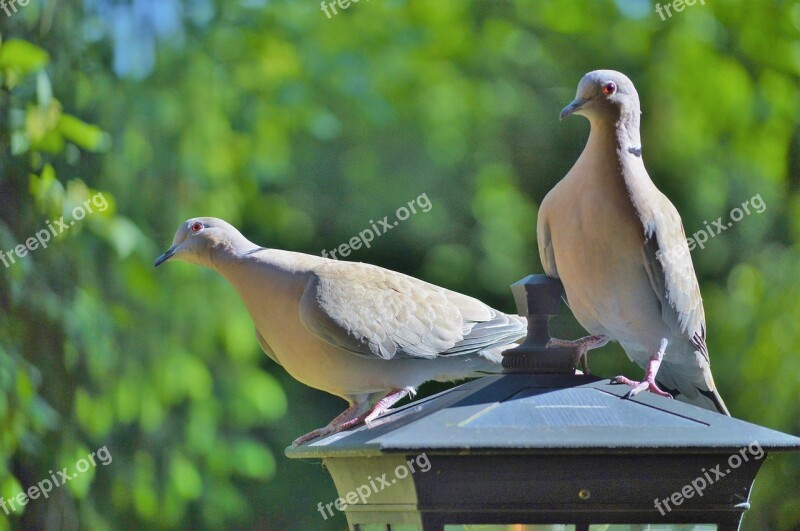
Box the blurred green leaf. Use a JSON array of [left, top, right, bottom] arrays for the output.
[[0, 39, 49, 86], [58, 114, 111, 152]]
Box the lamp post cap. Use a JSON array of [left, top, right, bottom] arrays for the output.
[[510, 275, 565, 317]]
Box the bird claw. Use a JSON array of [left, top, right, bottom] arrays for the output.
[[545, 338, 558, 349], [291, 414, 367, 447], [611, 375, 638, 386], [291, 402, 371, 447], [292, 387, 417, 446], [612, 375, 673, 399], [546, 335, 608, 374], [573, 353, 589, 374], [291, 428, 331, 447], [364, 386, 415, 425]]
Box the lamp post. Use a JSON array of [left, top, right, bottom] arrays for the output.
[[286, 275, 800, 531]]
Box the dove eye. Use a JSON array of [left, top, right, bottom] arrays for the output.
[[190, 222, 205, 233], [602, 82, 617, 95]]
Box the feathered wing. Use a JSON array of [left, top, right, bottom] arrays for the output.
[[538, 194, 575, 312], [298, 262, 526, 361], [537, 204, 560, 280], [255, 327, 282, 366], [639, 192, 729, 415]]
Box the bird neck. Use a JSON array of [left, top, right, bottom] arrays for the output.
[[586, 110, 662, 231], [211, 246, 323, 278], [580, 110, 657, 216], [588, 108, 642, 158], [618, 111, 643, 159], [206, 235, 262, 272]]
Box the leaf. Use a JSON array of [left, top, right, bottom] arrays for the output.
[[169, 453, 203, 500], [0, 475, 25, 517], [0, 40, 50, 86], [231, 440, 275, 480], [28, 164, 65, 214], [58, 114, 110, 152]]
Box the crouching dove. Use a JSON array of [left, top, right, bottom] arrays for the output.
[[537, 70, 729, 415], [155, 218, 527, 445]]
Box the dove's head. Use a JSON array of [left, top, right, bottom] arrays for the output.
[[154, 217, 252, 268], [560, 70, 640, 122]]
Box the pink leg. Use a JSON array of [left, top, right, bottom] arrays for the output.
[[547, 334, 609, 374], [611, 338, 673, 399], [364, 387, 416, 425], [291, 387, 417, 447], [291, 402, 370, 447]]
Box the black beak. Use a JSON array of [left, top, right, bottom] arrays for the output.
[[560, 97, 589, 120], [154, 246, 176, 267]]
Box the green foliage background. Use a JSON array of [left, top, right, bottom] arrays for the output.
[[0, 0, 798, 529]]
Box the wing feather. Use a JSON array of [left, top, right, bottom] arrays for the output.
[[298, 262, 526, 361], [640, 193, 707, 359]]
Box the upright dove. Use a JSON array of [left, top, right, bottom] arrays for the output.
[[155, 217, 527, 445], [537, 70, 729, 415]]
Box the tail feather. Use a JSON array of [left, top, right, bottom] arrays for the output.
[[656, 373, 730, 416], [698, 387, 730, 416]]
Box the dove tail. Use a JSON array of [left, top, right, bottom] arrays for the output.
[[700, 388, 730, 416], [657, 376, 731, 416]]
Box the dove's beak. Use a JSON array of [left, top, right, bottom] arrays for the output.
[[560, 97, 589, 120], [154, 245, 177, 267]]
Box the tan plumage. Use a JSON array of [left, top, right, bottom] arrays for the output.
[[155, 217, 526, 444], [538, 70, 729, 415], [304, 261, 521, 360]]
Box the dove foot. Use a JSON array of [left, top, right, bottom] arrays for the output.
[[546, 334, 609, 374], [611, 343, 673, 400], [365, 387, 416, 426], [611, 375, 673, 399], [291, 402, 370, 447], [291, 387, 417, 447]]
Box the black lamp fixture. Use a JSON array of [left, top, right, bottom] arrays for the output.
[[286, 275, 800, 531]]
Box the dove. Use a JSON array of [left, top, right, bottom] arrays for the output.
[[155, 217, 527, 445], [537, 70, 729, 415]]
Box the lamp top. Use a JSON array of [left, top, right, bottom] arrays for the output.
[[286, 373, 800, 458]]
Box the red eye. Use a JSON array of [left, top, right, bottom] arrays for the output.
[[190, 222, 204, 233], [603, 82, 617, 95]]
